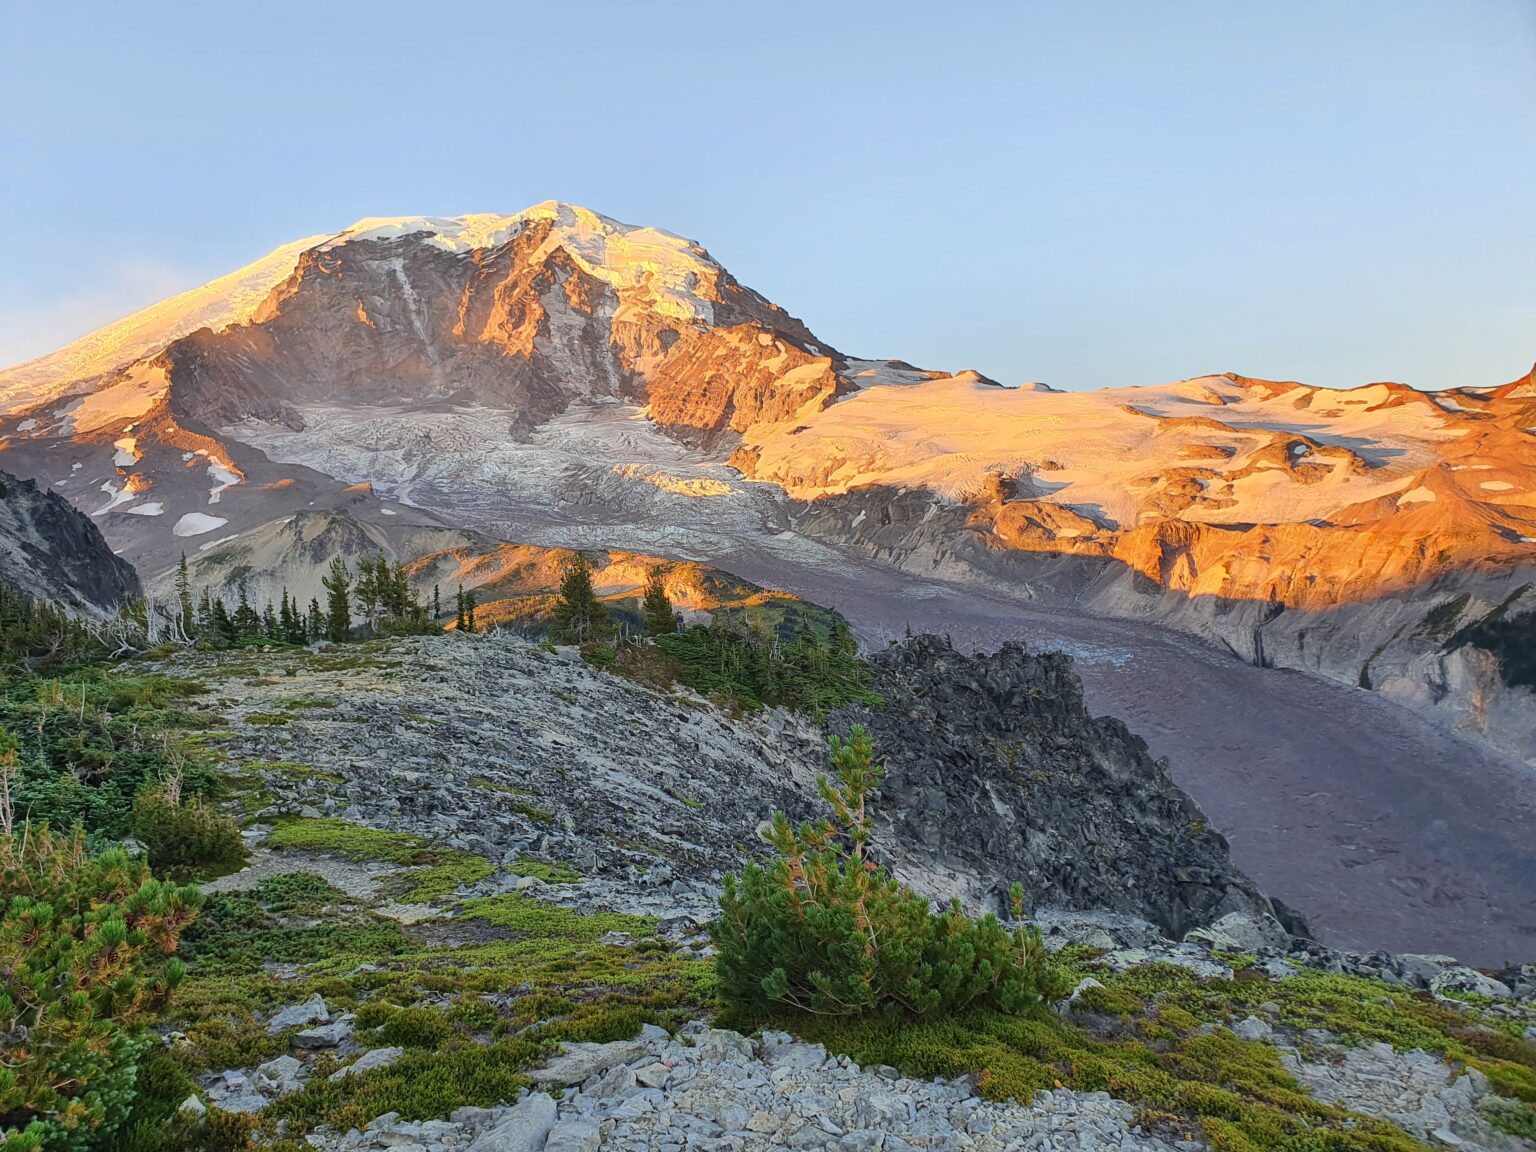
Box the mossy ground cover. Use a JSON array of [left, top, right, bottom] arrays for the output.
[[753, 954, 1536, 1152], [131, 871, 712, 1151], [82, 641, 1536, 1151]]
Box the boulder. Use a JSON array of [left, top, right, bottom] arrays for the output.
[[465, 1092, 557, 1152], [330, 1045, 405, 1081], [293, 1018, 353, 1049], [1430, 967, 1513, 1002], [526, 1040, 646, 1087], [1183, 910, 1291, 954], [543, 1120, 602, 1152], [267, 993, 328, 1034]]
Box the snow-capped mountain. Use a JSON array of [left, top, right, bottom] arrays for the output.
[[1, 202, 1533, 758]]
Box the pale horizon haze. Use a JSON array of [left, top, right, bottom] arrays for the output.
[[2, 0, 1533, 391]]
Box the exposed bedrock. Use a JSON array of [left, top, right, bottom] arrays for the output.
[[836, 636, 1286, 941]]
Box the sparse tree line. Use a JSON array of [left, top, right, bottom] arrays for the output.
[[173, 554, 445, 649]]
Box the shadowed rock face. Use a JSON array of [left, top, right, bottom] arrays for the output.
[[831, 636, 1282, 939], [0, 470, 140, 612]]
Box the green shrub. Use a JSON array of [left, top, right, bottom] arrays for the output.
[[713, 728, 1062, 1021], [130, 785, 247, 880], [0, 825, 202, 1151], [372, 1006, 453, 1049]]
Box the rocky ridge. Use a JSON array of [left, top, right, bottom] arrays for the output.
[[183, 631, 1274, 939], [0, 467, 140, 612]]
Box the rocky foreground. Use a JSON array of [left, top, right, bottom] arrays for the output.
[[133, 632, 1536, 1151], [187, 632, 1277, 937]]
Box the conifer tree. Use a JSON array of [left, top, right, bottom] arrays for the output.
[[232, 580, 260, 640], [642, 567, 677, 636], [210, 597, 236, 646], [174, 553, 194, 638], [455, 584, 467, 632], [433, 583, 441, 619], [306, 598, 324, 641], [354, 556, 381, 630], [196, 586, 213, 634], [464, 587, 478, 634], [322, 557, 353, 641], [551, 553, 607, 642]]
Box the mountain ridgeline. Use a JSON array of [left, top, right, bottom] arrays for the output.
[[0, 203, 1532, 761]]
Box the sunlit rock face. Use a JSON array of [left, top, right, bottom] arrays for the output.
[[0, 203, 1532, 756]]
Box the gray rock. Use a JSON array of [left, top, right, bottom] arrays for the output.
[[527, 1040, 647, 1087], [583, 1062, 638, 1099], [852, 1089, 912, 1127], [176, 1095, 206, 1120], [1430, 967, 1513, 1002], [254, 1053, 304, 1093], [1183, 910, 1291, 954], [330, 1046, 405, 1081], [465, 1092, 557, 1152], [692, 1028, 756, 1062], [294, 1018, 354, 1049], [267, 992, 329, 1033], [543, 1120, 602, 1152], [1397, 953, 1459, 988], [215, 1092, 269, 1114], [1231, 1015, 1273, 1042]]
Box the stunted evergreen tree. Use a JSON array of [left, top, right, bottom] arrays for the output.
[[712, 727, 1061, 1020], [642, 567, 677, 636], [551, 553, 608, 643], [306, 598, 325, 641], [174, 553, 194, 638], [0, 828, 202, 1152], [464, 588, 478, 634], [455, 584, 467, 632], [321, 557, 353, 642], [433, 583, 441, 620]]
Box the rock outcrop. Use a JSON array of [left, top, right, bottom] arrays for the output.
[[0, 469, 139, 612], [178, 631, 1278, 941], [832, 637, 1283, 939]]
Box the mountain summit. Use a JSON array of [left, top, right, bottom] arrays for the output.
[[0, 204, 1532, 760]]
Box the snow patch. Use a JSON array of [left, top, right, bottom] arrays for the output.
[[93, 481, 135, 516], [173, 512, 229, 537], [125, 502, 165, 516], [206, 459, 242, 503], [113, 436, 140, 466], [1479, 480, 1515, 491], [1396, 486, 1437, 506]]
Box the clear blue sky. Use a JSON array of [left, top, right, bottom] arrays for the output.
[[2, 0, 1533, 390]]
